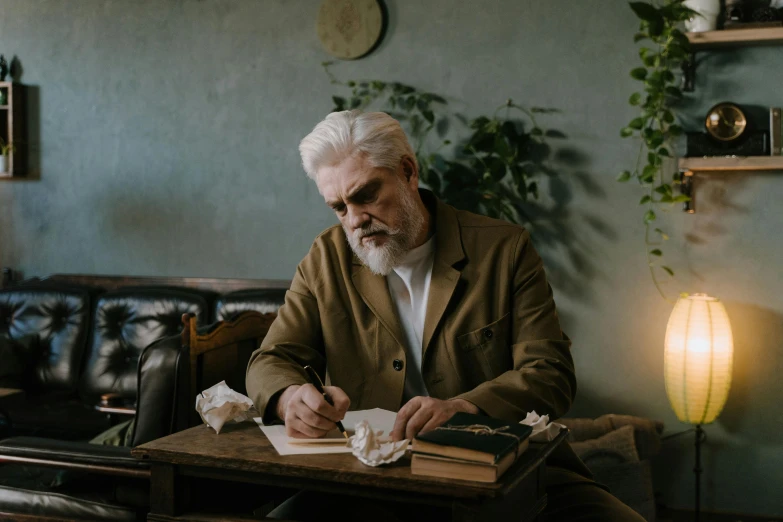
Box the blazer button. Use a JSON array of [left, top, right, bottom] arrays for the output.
[[483, 328, 493, 339], [393, 359, 404, 371]]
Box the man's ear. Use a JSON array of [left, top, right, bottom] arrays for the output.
[[401, 156, 417, 183]]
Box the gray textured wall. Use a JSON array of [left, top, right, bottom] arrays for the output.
[[1, 0, 781, 515]]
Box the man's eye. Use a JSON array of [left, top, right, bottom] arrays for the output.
[[333, 205, 346, 213]]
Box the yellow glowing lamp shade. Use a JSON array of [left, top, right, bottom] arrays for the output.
[[664, 294, 734, 425]]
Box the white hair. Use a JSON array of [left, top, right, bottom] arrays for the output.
[[298, 110, 417, 181]]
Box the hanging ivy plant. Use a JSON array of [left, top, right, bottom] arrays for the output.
[[618, 0, 694, 299], [323, 62, 561, 225]]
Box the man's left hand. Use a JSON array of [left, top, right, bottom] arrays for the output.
[[391, 397, 480, 441]]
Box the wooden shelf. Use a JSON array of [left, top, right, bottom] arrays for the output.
[[687, 27, 783, 50], [679, 156, 783, 173]]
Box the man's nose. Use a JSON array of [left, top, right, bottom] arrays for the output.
[[346, 205, 370, 230]]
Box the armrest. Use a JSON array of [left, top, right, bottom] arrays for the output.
[[94, 405, 137, 415], [95, 393, 137, 416], [0, 437, 150, 478]]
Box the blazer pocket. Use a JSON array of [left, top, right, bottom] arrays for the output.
[[456, 313, 512, 380]]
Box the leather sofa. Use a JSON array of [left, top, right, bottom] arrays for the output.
[[0, 310, 278, 520], [0, 273, 288, 442]]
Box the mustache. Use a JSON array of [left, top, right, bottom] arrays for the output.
[[354, 223, 393, 240]]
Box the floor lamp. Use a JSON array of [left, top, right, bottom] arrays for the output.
[[664, 293, 733, 522]]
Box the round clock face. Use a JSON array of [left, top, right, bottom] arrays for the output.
[[317, 0, 385, 60], [705, 102, 747, 142]]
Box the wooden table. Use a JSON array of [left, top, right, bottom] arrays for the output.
[[132, 422, 567, 522]]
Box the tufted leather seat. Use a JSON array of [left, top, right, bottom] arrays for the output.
[[80, 288, 208, 402], [0, 286, 90, 393], [0, 286, 111, 439], [214, 288, 286, 321]]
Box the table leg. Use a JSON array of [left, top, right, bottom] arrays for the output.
[[150, 463, 186, 517]]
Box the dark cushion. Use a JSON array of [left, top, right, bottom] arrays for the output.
[[3, 391, 111, 440], [80, 288, 208, 401], [0, 484, 138, 521], [0, 335, 36, 388], [0, 287, 90, 392], [214, 288, 286, 321]]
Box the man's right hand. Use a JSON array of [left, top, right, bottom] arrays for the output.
[[276, 383, 350, 438]]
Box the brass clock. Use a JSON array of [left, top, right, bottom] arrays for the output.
[[705, 102, 748, 142], [317, 0, 386, 60]]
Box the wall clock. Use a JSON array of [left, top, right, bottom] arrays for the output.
[[317, 0, 386, 60]]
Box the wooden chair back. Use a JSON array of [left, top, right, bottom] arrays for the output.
[[181, 311, 276, 425]]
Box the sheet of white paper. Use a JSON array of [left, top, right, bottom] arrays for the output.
[[256, 408, 398, 456]]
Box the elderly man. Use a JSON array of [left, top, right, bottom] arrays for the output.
[[246, 110, 642, 521]]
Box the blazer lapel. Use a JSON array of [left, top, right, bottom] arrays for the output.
[[422, 196, 465, 359], [352, 260, 407, 350]]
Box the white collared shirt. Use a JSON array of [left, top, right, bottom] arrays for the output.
[[386, 235, 436, 402]]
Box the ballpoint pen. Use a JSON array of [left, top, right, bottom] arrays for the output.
[[303, 365, 349, 439]]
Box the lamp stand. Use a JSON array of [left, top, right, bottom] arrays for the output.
[[694, 425, 707, 522]]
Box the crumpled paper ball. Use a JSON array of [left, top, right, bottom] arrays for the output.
[[349, 420, 408, 467], [520, 411, 566, 442], [195, 380, 255, 434]]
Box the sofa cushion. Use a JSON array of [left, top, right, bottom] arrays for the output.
[[569, 424, 639, 466], [214, 288, 287, 321], [0, 484, 138, 521], [0, 287, 90, 392], [80, 288, 208, 401], [0, 335, 36, 388], [560, 414, 664, 460], [3, 391, 111, 440]]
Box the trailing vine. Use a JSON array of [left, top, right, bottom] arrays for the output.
[[323, 61, 560, 225], [618, 0, 694, 300]]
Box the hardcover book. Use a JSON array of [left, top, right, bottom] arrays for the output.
[[411, 412, 532, 464]]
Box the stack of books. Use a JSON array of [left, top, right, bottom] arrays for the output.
[[411, 412, 533, 483]]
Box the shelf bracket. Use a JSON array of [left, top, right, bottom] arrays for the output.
[[682, 52, 696, 93], [679, 170, 695, 213]]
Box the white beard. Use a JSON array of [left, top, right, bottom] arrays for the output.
[[344, 183, 425, 276]]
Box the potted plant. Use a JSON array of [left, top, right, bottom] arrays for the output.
[[0, 137, 13, 174]]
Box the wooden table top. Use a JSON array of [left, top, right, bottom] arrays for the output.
[[133, 422, 561, 501]]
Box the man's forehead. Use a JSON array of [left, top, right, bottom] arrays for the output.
[[317, 157, 386, 201]]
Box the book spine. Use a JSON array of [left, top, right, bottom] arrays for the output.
[[771, 107, 782, 156]]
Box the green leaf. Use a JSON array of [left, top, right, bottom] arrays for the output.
[[629, 117, 645, 130], [640, 195, 651, 204], [350, 97, 361, 109], [654, 184, 670, 195], [669, 124, 684, 137], [630, 2, 660, 22], [422, 110, 434, 124], [631, 67, 648, 81], [655, 228, 670, 240], [629, 92, 642, 106], [633, 32, 648, 43], [658, 147, 671, 157], [673, 194, 692, 203], [662, 110, 675, 124], [644, 210, 656, 223], [650, 249, 662, 256], [661, 266, 674, 276], [617, 170, 632, 182], [332, 96, 346, 109], [531, 127, 543, 136], [648, 16, 665, 37], [642, 164, 657, 179], [665, 86, 683, 98], [621, 127, 634, 138]]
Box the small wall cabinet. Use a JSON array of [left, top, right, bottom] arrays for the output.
[[0, 82, 24, 178]]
